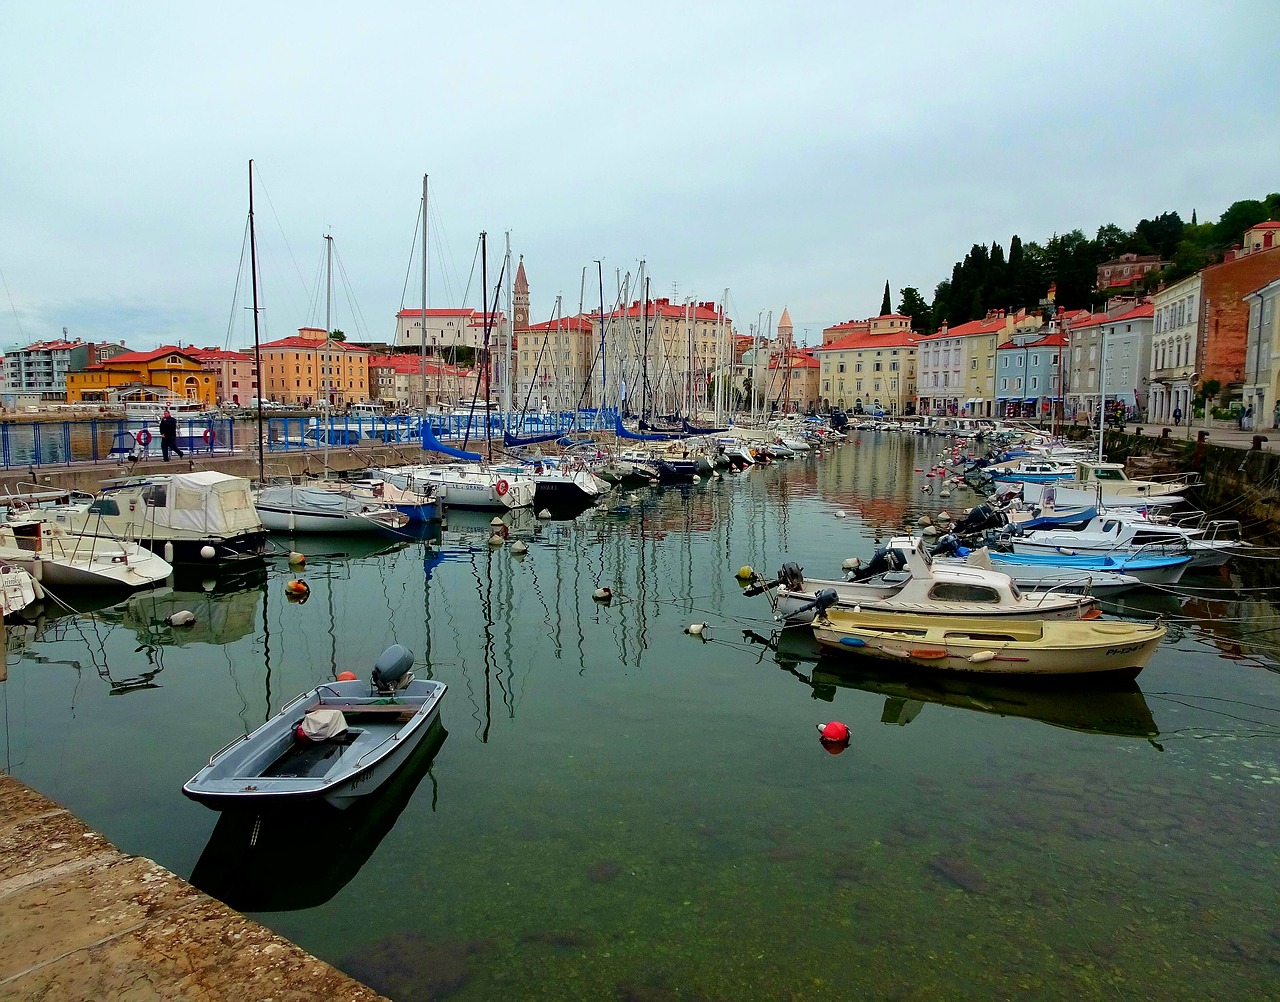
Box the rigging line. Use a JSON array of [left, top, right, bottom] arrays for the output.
[[222, 216, 252, 348], [251, 164, 311, 302], [333, 244, 374, 342], [0, 261, 27, 340], [396, 204, 423, 313]]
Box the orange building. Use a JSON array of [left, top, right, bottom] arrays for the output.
[[66, 346, 216, 405], [254, 327, 369, 406]]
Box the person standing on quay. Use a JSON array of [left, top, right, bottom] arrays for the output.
[[159, 408, 183, 462]]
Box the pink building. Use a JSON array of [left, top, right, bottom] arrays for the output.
[[186, 346, 258, 405]]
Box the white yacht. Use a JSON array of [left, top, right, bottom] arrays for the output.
[[372, 464, 536, 511], [0, 519, 172, 590]]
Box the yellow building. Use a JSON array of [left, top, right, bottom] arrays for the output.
[[255, 327, 370, 406], [66, 346, 216, 405], [816, 315, 918, 415]]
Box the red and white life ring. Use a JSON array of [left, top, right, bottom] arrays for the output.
[[203, 427, 215, 444], [495, 478, 510, 497], [135, 429, 152, 447]]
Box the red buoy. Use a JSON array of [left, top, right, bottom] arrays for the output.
[[336, 671, 358, 681], [817, 720, 851, 753]]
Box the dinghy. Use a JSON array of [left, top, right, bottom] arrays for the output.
[[183, 645, 447, 810]]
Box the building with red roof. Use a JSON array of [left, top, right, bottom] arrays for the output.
[[1096, 253, 1166, 293], [184, 346, 258, 406], [251, 327, 369, 407], [4, 335, 127, 401], [66, 345, 216, 405], [815, 313, 919, 415], [367, 353, 477, 409], [1063, 300, 1154, 419]]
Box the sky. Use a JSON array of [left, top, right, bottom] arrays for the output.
[[2, 1, 1277, 352]]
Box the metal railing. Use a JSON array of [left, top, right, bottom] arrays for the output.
[[0, 408, 622, 468]]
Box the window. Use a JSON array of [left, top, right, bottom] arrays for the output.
[[929, 583, 1001, 603], [838, 363, 846, 373]]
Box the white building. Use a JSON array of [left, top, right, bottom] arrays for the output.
[[1243, 276, 1280, 430], [1148, 273, 1202, 423]]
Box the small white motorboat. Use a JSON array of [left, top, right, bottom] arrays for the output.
[[0, 562, 43, 617], [0, 519, 173, 590], [254, 482, 409, 534], [745, 535, 1099, 625], [183, 645, 447, 811]]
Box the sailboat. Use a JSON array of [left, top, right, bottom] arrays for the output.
[[241, 185, 408, 534], [409, 187, 534, 511]]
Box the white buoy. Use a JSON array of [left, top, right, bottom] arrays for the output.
[[917, 515, 932, 526], [834, 510, 847, 519], [537, 509, 552, 520], [287, 551, 306, 567], [692, 475, 701, 483], [684, 622, 706, 636], [511, 540, 529, 555], [922, 525, 939, 537], [166, 610, 196, 627], [940, 489, 951, 498], [592, 586, 613, 601], [200, 545, 216, 560], [939, 511, 951, 522], [488, 533, 505, 547], [490, 516, 506, 528], [649, 479, 659, 486]]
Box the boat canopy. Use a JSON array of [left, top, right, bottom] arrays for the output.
[[102, 471, 261, 535]]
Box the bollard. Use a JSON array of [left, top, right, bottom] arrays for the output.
[[1252, 435, 1268, 451], [1161, 428, 1171, 438], [1134, 427, 1143, 437], [1197, 430, 1209, 443]]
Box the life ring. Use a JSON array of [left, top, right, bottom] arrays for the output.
[[203, 427, 215, 444], [135, 429, 152, 447], [495, 478, 510, 497]]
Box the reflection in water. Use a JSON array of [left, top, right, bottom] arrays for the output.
[[189, 719, 447, 912], [759, 626, 1162, 740]]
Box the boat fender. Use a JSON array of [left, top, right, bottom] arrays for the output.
[[840, 557, 861, 572], [736, 565, 754, 580], [372, 644, 415, 691], [592, 586, 612, 602], [838, 636, 867, 647], [336, 671, 358, 681], [164, 542, 175, 563], [166, 610, 196, 627], [200, 545, 216, 560], [967, 650, 997, 663], [287, 551, 306, 567], [537, 509, 552, 520]]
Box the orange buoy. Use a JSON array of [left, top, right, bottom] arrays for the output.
[[336, 671, 358, 681]]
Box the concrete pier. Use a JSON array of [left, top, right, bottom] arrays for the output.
[[0, 774, 385, 1001]]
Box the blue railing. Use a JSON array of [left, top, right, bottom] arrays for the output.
[[1, 408, 622, 468]]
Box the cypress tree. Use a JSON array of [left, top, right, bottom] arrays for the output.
[[880, 280, 892, 316]]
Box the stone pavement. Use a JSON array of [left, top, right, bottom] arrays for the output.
[[0, 774, 386, 1001]]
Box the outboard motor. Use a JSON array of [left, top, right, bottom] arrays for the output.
[[849, 546, 901, 581], [372, 644, 415, 693], [953, 503, 1008, 535], [932, 533, 968, 558], [791, 587, 840, 620], [778, 561, 805, 591]]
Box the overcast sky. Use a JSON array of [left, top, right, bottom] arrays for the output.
[[2, 1, 1276, 351]]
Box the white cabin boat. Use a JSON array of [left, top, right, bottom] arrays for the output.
[[746, 535, 1098, 625], [1019, 462, 1198, 509], [0, 519, 172, 590]]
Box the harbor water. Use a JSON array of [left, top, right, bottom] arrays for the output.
[[2, 433, 1278, 999]]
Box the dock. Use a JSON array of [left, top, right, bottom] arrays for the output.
[[0, 773, 385, 1001]]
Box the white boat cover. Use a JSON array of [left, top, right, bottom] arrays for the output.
[[166, 472, 262, 535], [300, 708, 348, 741]]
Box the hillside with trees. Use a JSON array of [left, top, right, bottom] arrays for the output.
[[897, 192, 1280, 333]]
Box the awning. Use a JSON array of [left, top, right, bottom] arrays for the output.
[[1023, 397, 1037, 402]]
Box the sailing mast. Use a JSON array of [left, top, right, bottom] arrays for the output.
[[427, 174, 437, 417], [323, 233, 333, 474], [503, 231, 513, 425], [248, 160, 265, 484]]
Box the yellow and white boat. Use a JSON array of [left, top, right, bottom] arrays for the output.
[[811, 606, 1165, 678]]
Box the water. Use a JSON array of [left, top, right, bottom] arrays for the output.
[[3, 434, 1278, 1000]]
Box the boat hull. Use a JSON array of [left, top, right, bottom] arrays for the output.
[[183, 677, 447, 810], [812, 611, 1166, 677], [773, 583, 1097, 626]]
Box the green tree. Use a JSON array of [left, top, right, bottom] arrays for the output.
[[1213, 199, 1271, 247], [329, 329, 346, 341], [897, 287, 930, 331], [1134, 211, 1184, 260], [879, 280, 892, 316]]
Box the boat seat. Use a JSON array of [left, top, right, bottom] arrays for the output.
[[263, 729, 360, 779]]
